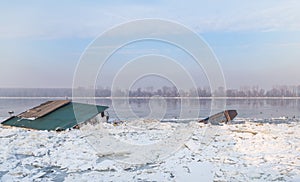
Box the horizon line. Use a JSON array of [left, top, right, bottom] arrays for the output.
[[0, 96, 300, 100]]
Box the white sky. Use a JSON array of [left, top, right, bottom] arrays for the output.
[[0, 0, 300, 89]]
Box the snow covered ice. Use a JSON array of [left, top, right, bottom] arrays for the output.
[[0, 117, 299, 181]]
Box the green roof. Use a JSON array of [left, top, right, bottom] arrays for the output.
[[1, 102, 108, 131]]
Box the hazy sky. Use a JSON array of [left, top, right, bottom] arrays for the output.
[[0, 0, 300, 89]]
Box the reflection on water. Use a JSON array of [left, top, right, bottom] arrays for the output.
[[225, 99, 300, 118], [0, 98, 299, 120]]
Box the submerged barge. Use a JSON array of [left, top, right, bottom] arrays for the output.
[[1, 100, 109, 131]]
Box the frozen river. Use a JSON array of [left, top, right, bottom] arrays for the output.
[[0, 98, 299, 181]]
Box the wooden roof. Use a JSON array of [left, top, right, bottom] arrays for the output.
[[18, 100, 71, 119], [2, 100, 109, 130]]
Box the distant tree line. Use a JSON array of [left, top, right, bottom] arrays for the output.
[[0, 88, 72, 97], [1, 85, 300, 97]]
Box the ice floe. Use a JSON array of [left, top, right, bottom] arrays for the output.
[[0, 117, 299, 181]]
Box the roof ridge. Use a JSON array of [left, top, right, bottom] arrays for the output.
[[18, 100, 71, 119]]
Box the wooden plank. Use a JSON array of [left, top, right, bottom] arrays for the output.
[[18, 100, 71, 119]]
